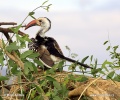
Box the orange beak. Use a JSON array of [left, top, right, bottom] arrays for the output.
[[25, 19, 38, 30]]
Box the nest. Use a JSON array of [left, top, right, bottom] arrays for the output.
[[1, 70, 120, 100]]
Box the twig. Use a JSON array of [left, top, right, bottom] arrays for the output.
[[11, 25, 26, 28], [0, 22, 17, 26]]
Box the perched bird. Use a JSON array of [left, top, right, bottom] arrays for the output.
[[25, 17, 92, 69]]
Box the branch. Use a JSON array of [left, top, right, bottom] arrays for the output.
[[0, 27, 27, 37], [0, 22, 17, 26]]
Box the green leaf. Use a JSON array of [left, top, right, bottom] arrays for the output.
[[11, 66, 20, 75], [68, 74, 76, 81], [46, 92, 51, 97], [16, 35, 30, 42], [102, 60, 112, 71], [27, 52, 39, 59], [59, 84, 68, 96], [31, 63, 38, 73], [45, 76, 56, 81], [29, 12, 36, 19], [107, 71, 114, 79], [15, 35, 27, 48], [99, 70, 105, 75], [33, 96, 43, 100], [91, 68, 102, 75], [46, 68, 55, 75], [1, 39, 5, 48], [0, 53, 4, 66], [106, 46, 110, 51], [24, 61, 35, 75], [81, 56, 89, 63], [16, 24, 22, 31], [25, 61, 34, 71], [51, 60, 64, 71], [65, 45, 70, 51], [6, 42, 19, 52], [68, 63, 76, 71], [23, 35, 31, 41], [0, 76, 9, 81], [46, 6, 49, 12], [76, 76, 88, 82], [42, 0, 48, 5], [48, 4, 52, 7], [113, 45, 119, 52], [20, 42, 26, 48], [29, 12, 35, 16], [94, 58, 98, 68], [58, 60, 64, 71], [34, 85, 42, 93], [114, 75, 120, 82], [24, 64, 29, 75], [45, 4, 52, 12], [20, 50, 33, 59], [31, 90, 36, 99], [53, 81, 61, 90], [71, 53, 78, 58], [103, 41, 108, 45], [90, 55, 93, 62], [53, 96, 61, 100], [10, 24, 22, 34], [34, 59, 44, 67]]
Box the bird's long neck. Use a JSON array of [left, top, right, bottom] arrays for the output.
[[35, 27, 49, 46], [36, 27, 49, 39]]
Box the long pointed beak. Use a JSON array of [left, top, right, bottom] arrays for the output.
[[25, 19, 38, 30]]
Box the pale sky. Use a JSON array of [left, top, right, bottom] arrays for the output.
[[0, 0, 120, 74]]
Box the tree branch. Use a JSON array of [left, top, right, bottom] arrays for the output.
[[0, 22, 17, 26], [0, 27, 27, 37]]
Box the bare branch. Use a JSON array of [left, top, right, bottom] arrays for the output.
[[0, 22, 17, 26]]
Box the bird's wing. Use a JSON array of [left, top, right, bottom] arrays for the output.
[[46, 37, 64, 56], [52, 38, 63, 55], [37, 45, 54, 68]]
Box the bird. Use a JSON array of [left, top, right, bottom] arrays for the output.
[[25, 17, 92, 69]]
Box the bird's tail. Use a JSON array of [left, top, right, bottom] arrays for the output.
[[62, 56, 92, 69]]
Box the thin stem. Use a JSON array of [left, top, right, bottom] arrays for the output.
[[21, 6, 48, 25]]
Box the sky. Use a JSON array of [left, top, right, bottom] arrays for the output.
[[0, 0, 120, 74]]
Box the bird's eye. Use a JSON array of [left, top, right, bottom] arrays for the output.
[[39, 20, 42, 22]]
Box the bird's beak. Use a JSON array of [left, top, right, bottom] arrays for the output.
[[25, 19, 40, 30]]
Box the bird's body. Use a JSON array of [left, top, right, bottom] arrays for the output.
[[25, 17, 92, 69]]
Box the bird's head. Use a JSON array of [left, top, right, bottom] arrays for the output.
[[25, 17, 51, 37]]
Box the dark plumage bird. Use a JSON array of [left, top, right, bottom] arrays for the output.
[[25, 17, 92, 69]]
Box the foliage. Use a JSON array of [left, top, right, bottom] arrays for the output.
[[0, 1, 120, 100]]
